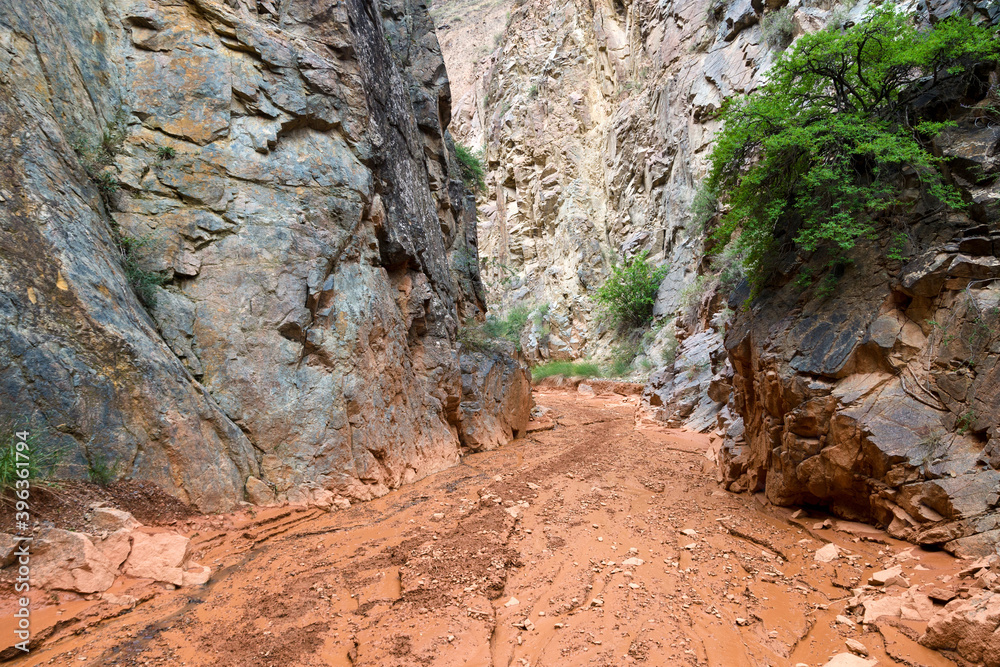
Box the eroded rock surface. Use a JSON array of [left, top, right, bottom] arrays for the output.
[[0, 0, 526, 510], [720, 229, 1000, 556], [448, 0, 874, 369]]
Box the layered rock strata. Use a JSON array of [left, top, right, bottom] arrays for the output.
[[0, 0, 528, 511], [720, 220, 1000, 557]]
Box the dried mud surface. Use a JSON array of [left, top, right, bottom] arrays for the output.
[[2, 390, 966, 666]]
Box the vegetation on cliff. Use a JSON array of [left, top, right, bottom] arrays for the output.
[[455, 142, 486, 192], [595, 250, 668, 330], [708, 6, 999, 284]]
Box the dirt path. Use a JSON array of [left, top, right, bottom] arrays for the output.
[[5, 389, 963, 666]]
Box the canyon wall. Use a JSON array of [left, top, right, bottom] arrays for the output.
[[451, 0, 865, 363], [445, 0, 1000, 554], [0, 0, 529, 511]]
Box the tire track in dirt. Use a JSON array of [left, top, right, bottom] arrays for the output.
[[5, 389, 966, 666]]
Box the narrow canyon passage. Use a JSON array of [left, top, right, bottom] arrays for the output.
[[9, 389, 962, 667]]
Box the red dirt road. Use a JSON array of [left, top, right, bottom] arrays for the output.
[[3, 389, 962, 666]]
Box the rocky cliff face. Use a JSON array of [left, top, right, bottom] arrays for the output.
[[446, 0, 1000, 553], [720, 190, 1000, 558], [450, 0, 863, 364], [0, 0, 529, 511]]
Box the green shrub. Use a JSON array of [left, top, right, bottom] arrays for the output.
[[118, 235, 165, 308], [608, 338, 641, 377], [86, 453, 119, 487], [156, 146, 176, 160], [532, 361, 601, 381], [661, 330, 679, 365], [708, 7, 998, 287], [95, 171, 120, 197], [595, 250, 669, 330], [483, 305, 530, 343], [761, 6, 795, 47], [457, 306, 531, 353], [0, 422, 65, 492], [71, 107, 129, 178], [690, 182, 719, 233], [455, 143, 486, 192]]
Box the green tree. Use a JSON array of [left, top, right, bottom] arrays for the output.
[[595, 250, 668, 329], [455, 143, 486, 192], [708, 7, 999, 285]]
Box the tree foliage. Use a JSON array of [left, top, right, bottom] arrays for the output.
[[708, 7, 999, 284], [455, 142, 486, 192], [595, 251, 668, 329]]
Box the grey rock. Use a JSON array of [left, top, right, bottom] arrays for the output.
[[0, 0, 523, 511]]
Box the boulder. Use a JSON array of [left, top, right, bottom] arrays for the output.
[[124, 531, 207, 587], [921, 592, 1000, 665], [90, 507, 141, 533], [32, 528, 119, 594], [457, 346, 533, 452], [245, 476, 277, 506]]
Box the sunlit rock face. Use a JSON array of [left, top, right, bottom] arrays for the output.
[[0, 0, 530, 510], [449, 0, 866, 363]]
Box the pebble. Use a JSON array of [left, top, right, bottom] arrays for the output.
[[505, 597, 519, 607]]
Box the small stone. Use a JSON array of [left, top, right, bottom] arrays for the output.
[[870, 565, 905, 586], [845, 638, 868, 656], [815, 543, 840, 563], [791, 509, 807, 519], [927, 587, 957, 603], [684, 542, 697, 550], [735, 617, 749, 626], [505, 597, 519, 607], [681, 529, 698, 537], [823, 655, 876, 667], [447, 635, 455, 642], [835, 615, 855, 627], [628, 583, 640, 589], [622, 557, 644, 567]]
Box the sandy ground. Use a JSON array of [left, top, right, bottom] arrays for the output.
[[2, 389, 965, 666]]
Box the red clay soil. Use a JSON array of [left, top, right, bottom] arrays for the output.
[[0, 480, 197, 534], [1, 389, 965, 666]]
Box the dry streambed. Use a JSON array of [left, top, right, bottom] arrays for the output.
[[1, 389, 992, 666]]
